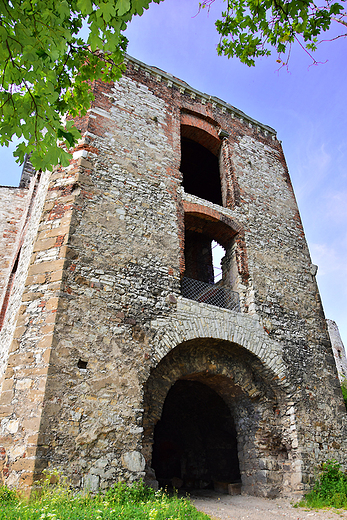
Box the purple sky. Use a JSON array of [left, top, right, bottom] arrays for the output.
[[0, 0, 346, 347]]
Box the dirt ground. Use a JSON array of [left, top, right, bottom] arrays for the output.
[[191, 492, 347, 520]]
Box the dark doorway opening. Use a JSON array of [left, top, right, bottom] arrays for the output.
[[152, 379, 240, 490], [180, 137, 222, 205]]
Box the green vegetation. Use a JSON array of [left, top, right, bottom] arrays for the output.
[[201, 0, 347, 67], [0, 484, 18, 504], [298, 460, 347, 509], [0, 474, 211, 520], [0, 0, 163, 171], [341, 380, 347, 410], [2, 0, 347, 172]]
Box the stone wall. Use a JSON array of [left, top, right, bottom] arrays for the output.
[[328, 319, 347, 382], [0, 174, 51, 387], [0, 56, 346, 497], [0, 187, 28, 313]]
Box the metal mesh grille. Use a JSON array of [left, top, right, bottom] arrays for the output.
[[181, 277, 240, 312]]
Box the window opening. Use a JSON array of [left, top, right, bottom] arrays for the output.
[[184, 230, 214, 285], [180, 136, 222, 205], [182, 229, 239, 311]]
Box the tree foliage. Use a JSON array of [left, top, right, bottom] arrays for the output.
[[0, 0, 162, 171], [200, 0, 347, 66], [1, 0, 346, 173]]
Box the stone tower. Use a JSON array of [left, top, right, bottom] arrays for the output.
[[0, 56, 346, 497]]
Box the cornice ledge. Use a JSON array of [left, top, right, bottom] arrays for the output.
[[124, 54, 277, 139]]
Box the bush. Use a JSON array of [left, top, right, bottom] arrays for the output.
[[299, 460, 347, 509]]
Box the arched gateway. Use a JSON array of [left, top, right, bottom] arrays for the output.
[[0, 55, 346, 496], [142, 302, 300, 497]]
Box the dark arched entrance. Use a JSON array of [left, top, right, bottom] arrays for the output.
[[143, 338, 292, 497], [152, 379, 241, 490]]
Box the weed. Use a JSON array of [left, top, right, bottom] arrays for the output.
[[103, 479, 156, 505], [341, 381, 347, 411], [0, 476, 211, 520], [298, 460, 347, 509], [0, 485, 18, 504]]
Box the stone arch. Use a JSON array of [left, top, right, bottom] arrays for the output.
[[142, 336, 297, 497], [150, 307, 288, 386]]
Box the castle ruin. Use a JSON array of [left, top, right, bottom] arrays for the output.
[[0, 56, 346, 497]]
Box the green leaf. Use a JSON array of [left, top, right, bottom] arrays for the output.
[[57, 129, 78, 147], [1, 0, 346, 175], [77, 0, 93, 15], [117, 0, 131, 16]]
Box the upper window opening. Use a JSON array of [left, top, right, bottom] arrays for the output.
[[180, 136, 222, 206]]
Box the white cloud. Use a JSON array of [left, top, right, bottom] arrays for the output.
[[322, 189, 347, 221], [310, 242, 347, 278]]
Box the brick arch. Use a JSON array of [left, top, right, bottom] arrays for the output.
[[181, 201, 249, 288], [181, 112, 221, 156], [183, 202, 242, 249]]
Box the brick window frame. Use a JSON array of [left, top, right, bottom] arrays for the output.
[[180, 202, 249, 300], [180, 111, 239, 208]]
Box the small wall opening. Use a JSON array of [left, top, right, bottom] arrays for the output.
[[77, 359, 88, 369], [152, 379, 240, 490], [180, 136, 222, 205], [212, 240, 225, 283]]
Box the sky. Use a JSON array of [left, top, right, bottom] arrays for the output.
[[0, 0, 346, 347]]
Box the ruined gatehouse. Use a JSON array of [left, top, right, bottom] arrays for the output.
[[0, 56, 346, 497]]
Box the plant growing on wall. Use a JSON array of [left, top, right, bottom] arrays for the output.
[[341, 379, 347, 410]]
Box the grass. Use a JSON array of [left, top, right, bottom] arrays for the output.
[[297, 460, 347, 509], [0, 474, 212, 520]]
